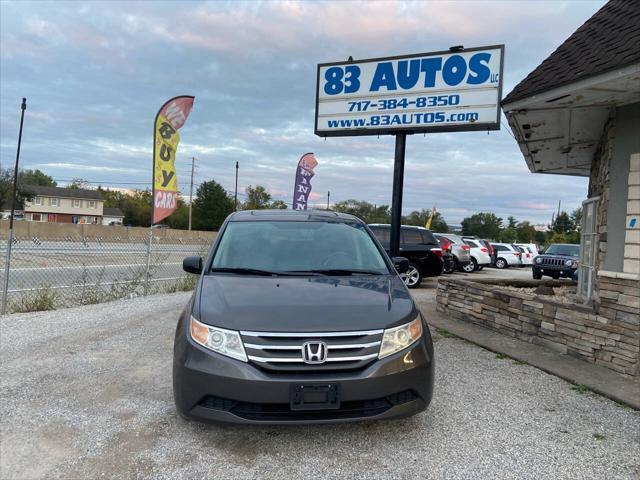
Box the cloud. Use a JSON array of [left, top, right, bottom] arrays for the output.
[[34, 162, 144, 174], [0, 0, 602, 223]]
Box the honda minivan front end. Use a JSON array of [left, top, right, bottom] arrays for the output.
[[173, 210, 435, 424]]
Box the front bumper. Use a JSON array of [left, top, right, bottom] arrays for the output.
[[533, 265, 578, 279], [173, 323, 435, 425]]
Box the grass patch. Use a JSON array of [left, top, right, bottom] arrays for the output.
[[571, 384, 590, 395], [513, 359, 528, 365], [435, 327, 455, 338], [11, 286, 57, 313], [495, 352, 509, 359], [164, 275, 198, 293], [593, 433, 606, 441]]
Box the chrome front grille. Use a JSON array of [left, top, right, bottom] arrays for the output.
[[240, 329, 383, 372]]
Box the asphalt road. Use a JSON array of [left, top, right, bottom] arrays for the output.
[[1, 241, 207, 308], [6, 262, 185, 292], [1, 286, 638, 479]]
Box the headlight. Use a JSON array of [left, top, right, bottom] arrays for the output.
[[190, 316, 247, 362], [564, 259, 574, 267], [379, 318, 423, 359], [535, 257, 542, 264]]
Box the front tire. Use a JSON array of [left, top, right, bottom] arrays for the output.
[[402, 262, 423, 288], [532, 271, 542, 280], [462, 258, 477, 273], [495, 258, 507, 269]]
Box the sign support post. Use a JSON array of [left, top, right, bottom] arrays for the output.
[[314, 45, 504, 271], [389, 133, 406, 258]]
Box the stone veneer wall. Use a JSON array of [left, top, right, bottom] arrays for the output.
[[623, 153, 640, 274], [436, 277, 639, 376]]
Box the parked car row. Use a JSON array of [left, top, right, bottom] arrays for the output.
[[368, 224, 445, 288], [368, 224, 580, 287], [368, 225, 482, 288]]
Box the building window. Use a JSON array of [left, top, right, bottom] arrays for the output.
[[88, 201, 96, 209], [577, 197, 599, 301], [32, 213, 41, 222], [49, 197, 59, 206], [34, 197, 42, 206], [73, 199, 81, 208]]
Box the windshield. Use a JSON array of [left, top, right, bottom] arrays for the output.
[[211, 221, 390, 274], [545, 244, 579, 257]]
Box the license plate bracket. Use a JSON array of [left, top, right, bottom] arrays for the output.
[[290, 384, 340, 410]]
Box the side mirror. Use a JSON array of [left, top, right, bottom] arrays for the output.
[[183, 256, 202, 274], [392, 256, 410, 274]]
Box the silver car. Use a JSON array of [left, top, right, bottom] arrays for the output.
[[491, 243, 523, 268], [434, 233, 471, 271]]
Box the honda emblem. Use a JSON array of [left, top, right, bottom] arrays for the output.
[[302, 341, 328, 364]]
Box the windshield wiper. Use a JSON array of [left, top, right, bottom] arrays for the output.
[[290, 269, 385, 276], [210, 267, 293, 276]]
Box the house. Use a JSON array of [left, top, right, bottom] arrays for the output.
[[500, 0, 639, 374], [101, 207, 125, 226], [22, 185, 104, 224]]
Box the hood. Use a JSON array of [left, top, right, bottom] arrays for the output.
[[194, 274, 416, 332]]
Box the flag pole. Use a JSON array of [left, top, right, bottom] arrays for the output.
[[1, 98, 27, 315]]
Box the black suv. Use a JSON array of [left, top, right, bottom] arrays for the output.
[[369, 224, 443, 288], [174, 210, 435, 424], [532, 243, 580, 280]]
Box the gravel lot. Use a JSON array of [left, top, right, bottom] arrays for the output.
[[1, 282, 639, 479]]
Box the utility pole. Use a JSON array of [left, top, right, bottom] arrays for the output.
[[234, 161, 239, 210], [2, 98, 27, 315], [327, 191, 330, 210], [188, 156, 195, 231]]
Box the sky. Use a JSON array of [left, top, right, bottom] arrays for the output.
[[0, 0, 605, 225]]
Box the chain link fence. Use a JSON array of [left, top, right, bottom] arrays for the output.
[[0, 231, 213, 314]]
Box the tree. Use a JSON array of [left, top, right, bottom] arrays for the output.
[[1, 168, 56, 210], [403, 209, 448, 232], [270, 200, 288, 209], [163, 197, 189, 230], [515, 221, 537, 243], [19, 169, 56, 187], [570, 208, 583, 231], [67, 178, 90, 189], [244, 185, 272, 210], [498, 228, 517, 243], [507, 216, 518, 229], [99, 187, 152, 227], [550, 211, 573, 234], [332, 200, 391, 223], [0, 168, 13, 208], [461, 212, 503, 239], [192, 180, 235, 231]]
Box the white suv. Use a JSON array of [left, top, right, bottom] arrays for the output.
[[461, 238, 492, 272], [491, 243, 523, 269]]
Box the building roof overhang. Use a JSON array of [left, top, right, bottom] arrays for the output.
[[502, 62, 640, 177]]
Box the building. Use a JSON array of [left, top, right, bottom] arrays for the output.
[[22, 185, 104, 224], [501, 0, 639, 374], [101, 207, 125, 226]]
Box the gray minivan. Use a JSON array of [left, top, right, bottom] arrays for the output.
[[173, 210, 435, 424]]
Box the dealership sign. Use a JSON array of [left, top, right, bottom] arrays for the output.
[[315, 45, 504, 137]]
